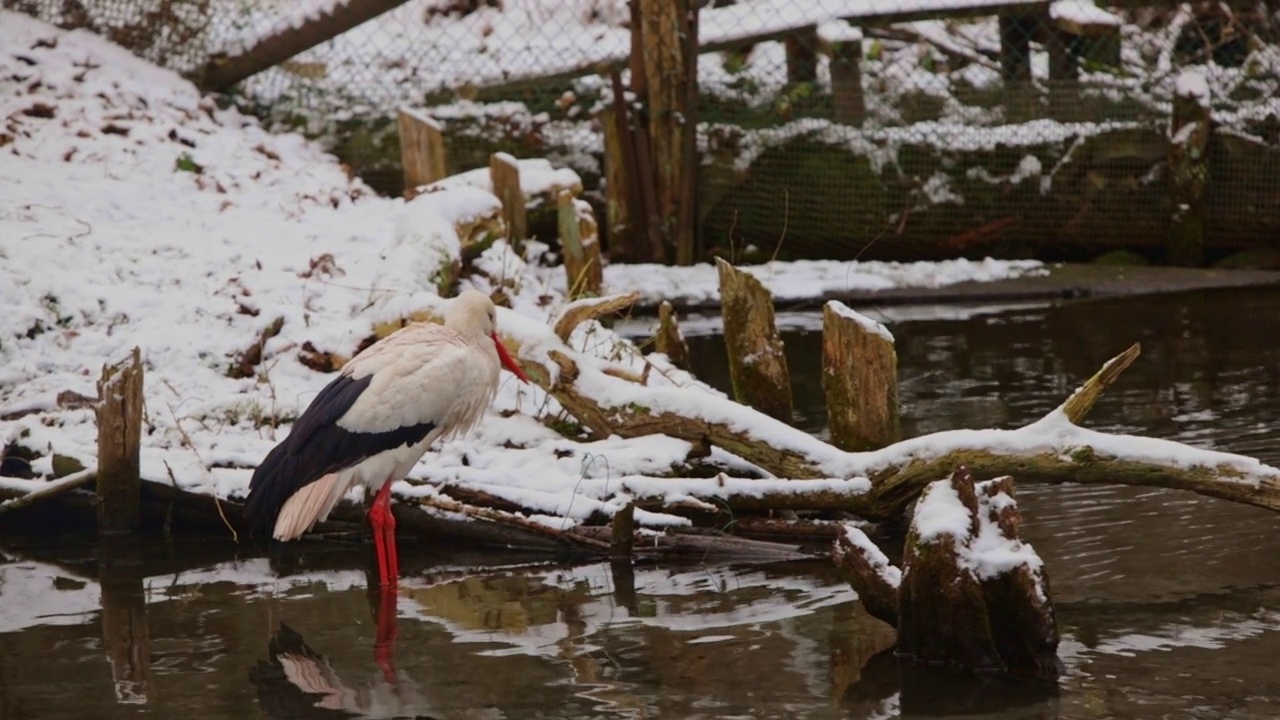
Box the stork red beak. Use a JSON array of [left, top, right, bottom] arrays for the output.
[[492, 332, 530, 383]]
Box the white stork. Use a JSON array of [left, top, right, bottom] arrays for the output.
[[243, 289, 530, 586]]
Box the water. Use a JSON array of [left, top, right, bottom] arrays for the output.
[[3, 287, 1280, 719]]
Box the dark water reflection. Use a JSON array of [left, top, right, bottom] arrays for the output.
[[3, 287, 1280, 719]]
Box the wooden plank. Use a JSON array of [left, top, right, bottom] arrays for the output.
[[598, 101, 635, 260], [489, 152, 526, 247], [398, 108, 447, 194], [96, 347, 143, 535], [200, 0, 415, 91], [557, 190, 602, 298]]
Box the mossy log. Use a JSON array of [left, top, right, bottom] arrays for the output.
[[715, 258, 794, 423]]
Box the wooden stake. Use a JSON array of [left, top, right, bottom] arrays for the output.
[[655, 300, 690, 370], [97, 347, 144, 535], [827, 32, 866, 126], [489, 152, 527, 249], [610, 501, 635, 558], [398, 108, 447, 195], [599, 101, 636, 260], [785, 28, 819, 85], [715, 258, 793, 423], [557, 190, 602, 298], [822, 301, 900, 452], [638, 0, 698, 265], [1169, 70, 1211, 267]]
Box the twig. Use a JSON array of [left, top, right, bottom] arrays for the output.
[[165, 400, 238, 542]]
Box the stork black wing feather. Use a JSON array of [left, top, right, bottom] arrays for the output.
[[242, 373, 435, 532]]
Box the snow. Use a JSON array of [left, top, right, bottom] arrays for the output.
[[3, 13, 1276, 542], [538, 257, 1046, 308], [1175, 69, 1211, 107], [1048, 0, 1121, 29], [826, 301, 894, 344], [421, 156, 582, 202], [911, 479, 972, 542], [837, 522, 902, 589]]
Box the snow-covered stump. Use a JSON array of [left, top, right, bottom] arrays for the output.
[[556, 190, 603, 299], [834, 523, 901, 627], [656, 300, 691, 370], [96, 348, 144, 535], [822, 301, 899, 452], [1169, 70, 1211, 267], [897, 467, 1058, 675], [398, 108, 447, 193], [489, 152, 527, 249], [715, 258, 794, 423]]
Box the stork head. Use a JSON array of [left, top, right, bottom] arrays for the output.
[[446, 289, 530, 383]]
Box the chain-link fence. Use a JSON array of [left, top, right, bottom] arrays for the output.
[[7, 0, 1280, 264]]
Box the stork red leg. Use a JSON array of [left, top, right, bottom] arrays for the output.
[[374, 584, 399, 685], [368, 482, 398, 586]]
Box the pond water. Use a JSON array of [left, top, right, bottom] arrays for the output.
[[3, 287, 1280, 719]]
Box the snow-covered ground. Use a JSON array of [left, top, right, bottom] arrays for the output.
[[3, 12, 1276, 534]]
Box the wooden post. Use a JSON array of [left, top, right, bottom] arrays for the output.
[[557, 190, 602, 298], [638, 0, 698, 265], [785, 28, 819, 85], [1044, 26, 1078, 118], [610, 501, 635, 558], [999, 13, 1035, 123], [1168, 70, 1211, 267], [599, 101, 635, 260], [655, 300, 690, 370], [822, 301, 900, 452], [715, 258, 793, 423], [96, 347, 143, 535], [398, 108, 447, 195], [826, 27, 866, 127], [100, 547, 152, 704], [489, 152, 527, 248]]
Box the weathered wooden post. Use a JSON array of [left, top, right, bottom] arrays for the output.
[[822, 301, 899, 452], [598, 101, 636, 260], [610, 501, 635, 559], [785, 28, 819, 85], [557, 190, 603, 298], [637, 0, 699, 265], [655, 300, 690, 370], [1168, 69, 1211, 267], [999, 13, 1036, 122], [823, 23, 866, 127], [489, 152, 527, 248], [715, 258, 793, 423], [398, 108, 447, 196], [97, 347, 143, 535]]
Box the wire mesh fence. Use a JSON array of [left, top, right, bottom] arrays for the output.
[[7, 0, 1280, 264]]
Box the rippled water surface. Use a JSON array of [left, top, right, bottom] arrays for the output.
[[3, 287, 1280, 719]]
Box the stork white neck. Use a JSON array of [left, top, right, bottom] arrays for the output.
[[443, 289, 499, 342]]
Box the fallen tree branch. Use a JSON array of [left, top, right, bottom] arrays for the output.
[[0, 468, 97, 515], [553, 292, 640, 343]]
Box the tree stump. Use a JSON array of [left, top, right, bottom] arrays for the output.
[[557, 190, 603, 299], [835, 467, 1059, 676], [715, 258, 793, 423], [655, 300, 690, 370], [96, 347, 144, 535], [822, 301, 899, 451]]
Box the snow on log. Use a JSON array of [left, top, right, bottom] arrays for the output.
[[833, 522, 901, 626], [896, 467, 1059, 674]]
